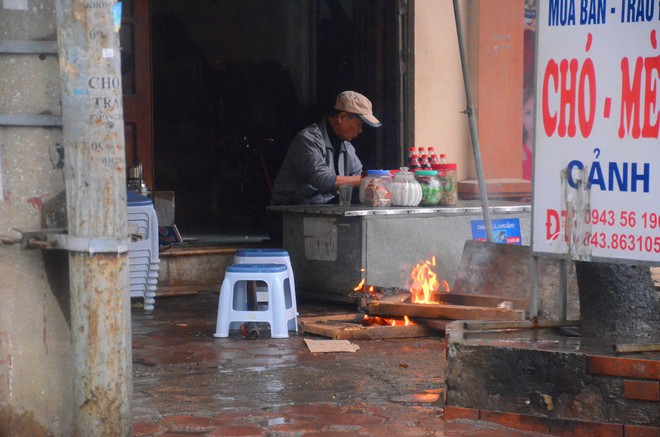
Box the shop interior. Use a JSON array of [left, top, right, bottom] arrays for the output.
[[147, 0, 404, 242]]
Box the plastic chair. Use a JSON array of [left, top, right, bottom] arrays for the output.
[[233, 249, 297, 328], [214, 264, 297, 338], [127, 192, 160, 311]]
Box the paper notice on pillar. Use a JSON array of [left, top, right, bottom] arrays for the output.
[[3, 0, 27, 10], [303, 217, 337, 261], [304, 339, 360, 353], [531, 2, 660, 264]]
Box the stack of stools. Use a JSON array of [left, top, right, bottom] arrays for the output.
[[127, 191, 160, 312], [214, 249, 298, 338]]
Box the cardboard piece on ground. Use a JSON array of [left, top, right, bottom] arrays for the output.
[[304, 339, 360, 353]]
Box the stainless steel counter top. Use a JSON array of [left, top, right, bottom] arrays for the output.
[[269, 200, 531, 217]]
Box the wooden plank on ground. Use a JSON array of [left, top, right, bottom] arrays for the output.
[[463, 319, 580, 331], [413, 318, 451, 331], [298, 314, 435, 340], [155, 285, 201, 297], [299, 313, 361, 324], [368, 301, 526, 321], [432, 292, 527, 310], [613, 342, 660, 354]]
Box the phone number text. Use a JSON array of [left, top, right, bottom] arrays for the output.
[[586, 210, 660, 229], [582, 232, 660, 253]]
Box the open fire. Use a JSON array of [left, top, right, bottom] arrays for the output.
[[301, 255, 526, 340], [362, 314, 414, 327], [409, 256, 450, 303], [354, 256, 451, 326]]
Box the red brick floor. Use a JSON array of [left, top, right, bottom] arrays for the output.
[[131, 292, 542, 436]]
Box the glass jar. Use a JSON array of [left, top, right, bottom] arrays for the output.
[[414, 170, 441, 206], [391, 167, 422, 206], [365, 171, 392, 207], [359, 170, 392, 205], [436, 163, 458, 206]]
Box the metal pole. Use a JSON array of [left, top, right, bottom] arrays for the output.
[[452, 0, 494, 242], [559, 258, 568, 320], [55, 1, 132, 435], [530, 255, 539, 319]]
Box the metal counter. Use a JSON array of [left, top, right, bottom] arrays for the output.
[[270, 201, 532, 302]]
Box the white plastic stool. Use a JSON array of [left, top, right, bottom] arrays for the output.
[[233, 249, 297, 329], [214, 263, 297, 338], [127, 191, 159, 312]]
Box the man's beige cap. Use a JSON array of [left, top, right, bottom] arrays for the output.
[[334, 91, 382, 128]]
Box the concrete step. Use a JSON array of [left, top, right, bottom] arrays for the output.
[[156, 243, 273, 295]]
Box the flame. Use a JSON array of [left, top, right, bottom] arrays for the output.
[[354, 268, 371, 292], [354, 258, 450, 329], [409, 255, 449, 304], [354, 279, 377, 295], [362, 314, 416, 327], [409, 256, 439, 303], [388, 315, 415, 326]]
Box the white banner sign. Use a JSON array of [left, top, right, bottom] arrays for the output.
[[532, 0, 660, 263]]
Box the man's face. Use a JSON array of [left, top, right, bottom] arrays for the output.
[[334, 112, 363, 141]]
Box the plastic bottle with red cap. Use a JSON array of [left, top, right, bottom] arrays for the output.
[[406, 147, 420, 171], [417, 147, 430, 169], [419, 153, 431, 170], [428, 147, 440, 166]]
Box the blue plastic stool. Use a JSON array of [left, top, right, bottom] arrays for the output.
[[233, 249, 297, 331], [214, 264, 297, 338]]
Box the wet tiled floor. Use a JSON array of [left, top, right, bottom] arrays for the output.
[[131, 291, 541, 436]]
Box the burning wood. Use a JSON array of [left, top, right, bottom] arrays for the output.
[[350, 281, 410, 312], [368, 300, 525, 321], [348, 255, 526, 332], [350, 281, 409, 301], [298, 314, 432, 340], [362, 314, 415, 327], [431, 292, 526, 310], [351, 256, 451, 305], [350, 284, 415, 326]]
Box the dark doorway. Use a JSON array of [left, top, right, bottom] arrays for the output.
[[150, 0, 407, 241]]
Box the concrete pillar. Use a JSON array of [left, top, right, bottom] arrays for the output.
[[0, 1, 72, 435], [54, 0, 132, 434]]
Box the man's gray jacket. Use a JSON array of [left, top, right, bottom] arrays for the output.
[[271, 118, 362, 205]]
